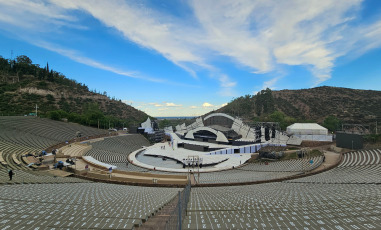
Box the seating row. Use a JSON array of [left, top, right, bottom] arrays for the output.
[[185, 182, 381, 230], [289, 149, 381, 184], [0, 183, 181, 229]]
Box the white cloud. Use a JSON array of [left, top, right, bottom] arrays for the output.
[[262, 77, 280, 90], [190, 106, 198, 109], [0, 0, 76, 30], [50, 0, 205, 76], [190, 0, 381, 85], [31, 40, 166, 82], [202, 102, 214, 107], [220, 103, 228, 107], [217, 74, 236, 88], [148, 103, 163, 107], [1, 0, 381, 89], [165, 102, 182, 107], [48, 0, 239, 92]]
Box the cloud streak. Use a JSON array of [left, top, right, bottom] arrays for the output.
[[1, 0, 381, 92], [52, 0, 381, 87], [33, 40, 165, 82]]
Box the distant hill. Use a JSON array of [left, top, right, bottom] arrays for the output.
[[217, 86, 381, 128], [0, 55, 148, 128]]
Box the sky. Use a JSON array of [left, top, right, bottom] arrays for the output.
[[0, 0, 381, 117]]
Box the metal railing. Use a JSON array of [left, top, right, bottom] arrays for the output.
[[165, 182, 191, 230]]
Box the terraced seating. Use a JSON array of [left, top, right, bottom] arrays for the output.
[[0, 183, 180, 229], [0, 166, 89, 185], [287, 149, 381, 184], [197, 170, 299, 184], [11, 153, 21, 166], [61, 143, 92, 157], [83, 156, 117, 170], [0, 151, 7, 166], [182, 157, 323, 184], [85, 135, 150, 166], [185, 183, 381, 229], [113, 162, 149, 172], [0, 116, 108, 145], [0, 140, 38, 155], [241, 156, 323, 172]]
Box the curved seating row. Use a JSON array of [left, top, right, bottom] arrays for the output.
[[288, 149, 381, 184], [0, 116, 110, 185], [85, 135, 150, 167], [0, 116, 108, 145], [240, 156, 323, 172], [61, 144, 92, 157]]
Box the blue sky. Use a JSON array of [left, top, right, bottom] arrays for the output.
[[0, 0, 381, 117]]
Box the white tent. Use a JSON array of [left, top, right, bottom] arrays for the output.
[[287, 123, 328, 135], [287, 123, 332, 142]]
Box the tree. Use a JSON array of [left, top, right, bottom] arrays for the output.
[[268, 111, 296, 130], [159, 119, 170, 129], [323, 115, 341, 132], [48, 110, 62, 120], [255, 88, 275, 116], [16, 55, 32, 65]]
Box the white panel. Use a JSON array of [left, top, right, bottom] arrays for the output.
[[215, 131, 229, 143], [141, 118, 152, 129], [185, 132, 194, 139]]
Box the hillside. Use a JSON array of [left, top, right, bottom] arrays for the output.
[[217, 86, 381, 128], [0, 55, 148, 127]]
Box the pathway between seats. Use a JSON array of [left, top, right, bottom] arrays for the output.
[[136, 193, 179, 230], [310, 151, 341, 173]]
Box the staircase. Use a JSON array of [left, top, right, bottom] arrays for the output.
[[136, 193, 180, 230]]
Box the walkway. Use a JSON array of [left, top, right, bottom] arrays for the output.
[[310, 151, 341, 173]]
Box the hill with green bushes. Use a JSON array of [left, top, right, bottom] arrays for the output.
[[0, 55, 148, 128], [217, 87, 381, 131]]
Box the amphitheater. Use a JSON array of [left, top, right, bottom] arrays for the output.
[[0, 116, 380, 230]]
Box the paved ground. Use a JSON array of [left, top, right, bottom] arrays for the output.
[[310, 151, 341, 173]]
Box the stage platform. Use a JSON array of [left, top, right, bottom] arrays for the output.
[[128, 134, 253, 173]]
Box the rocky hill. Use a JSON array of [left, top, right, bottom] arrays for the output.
[[217, 86, 381, 126], [0, 55, 148, 127]]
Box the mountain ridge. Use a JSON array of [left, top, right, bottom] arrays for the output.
[[217, 86, 381, 127]]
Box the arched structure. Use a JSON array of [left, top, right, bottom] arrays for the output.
[[185, 127, 229, 143], [204, 113, 235, 121]]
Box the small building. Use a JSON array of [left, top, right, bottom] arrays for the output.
[[336, 132, 363, 150], [286, 123, 332, 142]]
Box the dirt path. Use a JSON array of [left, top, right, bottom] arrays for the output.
[[310, 151, 341, 173]]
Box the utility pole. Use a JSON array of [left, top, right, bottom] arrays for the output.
[[376, 121, 378, 135], [35, 104, 38, 117]]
